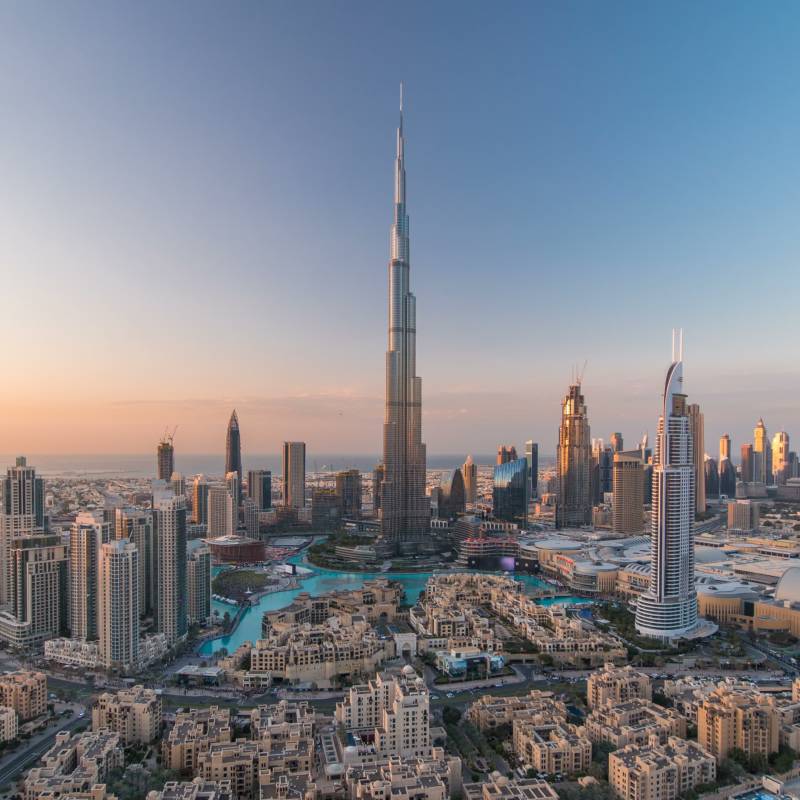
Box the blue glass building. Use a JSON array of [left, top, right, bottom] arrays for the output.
[[492, 458, 528, 525]]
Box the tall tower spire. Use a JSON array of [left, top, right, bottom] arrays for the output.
[[380, 87, 429, 554]]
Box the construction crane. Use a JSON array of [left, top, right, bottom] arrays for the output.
[[160, 425, 178, 446]]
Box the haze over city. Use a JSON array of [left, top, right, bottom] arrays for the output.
[[3, 2, 800, 455]]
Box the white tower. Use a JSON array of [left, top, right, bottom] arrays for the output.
[[635, 332, 701, 641]]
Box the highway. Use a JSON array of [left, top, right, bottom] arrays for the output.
[[0, 713, 86, 789]]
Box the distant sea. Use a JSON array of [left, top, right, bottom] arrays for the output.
[[0, 453, 550, 480]]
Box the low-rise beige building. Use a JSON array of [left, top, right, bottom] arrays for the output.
[[463, 774, 559, 800], [92, 685, 162, 745], [512, 719, 591, 776], [609, 737, 716, 800], [163, 706, 232, 773], [586, 699, 685, 748], [587, 664, 652, 709], [24, 729, 123, 800], [146, 779, 233, 800], [196, 740, 261, 800], [468, 691, 567, 731], [0, 706, 17, 742], [0, 670, 47, 721], [697, 685, 779, 761], [345, 750, 461, 800]]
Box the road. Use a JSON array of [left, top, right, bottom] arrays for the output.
[[0, 712, 86, 790]]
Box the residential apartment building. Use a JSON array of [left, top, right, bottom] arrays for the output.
[[163, 706, 232, 773], [91, 686, 162, 745], [0, 671, 46, 720], [585, 699, 686, 747], [609, 737, 716, 800], [587, 664, 653, 709]]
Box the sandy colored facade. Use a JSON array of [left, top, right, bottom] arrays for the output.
[[0, 670, 46, 721], [92, 686, 162, 745], [587, 664, 652, 709], [163, 706, 232, 773], [585, 699, 686, 748]]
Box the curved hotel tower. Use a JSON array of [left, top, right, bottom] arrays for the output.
[[556, 382, 592, 528], [635, 335, 706, 641], [380, 89, 429, 554]]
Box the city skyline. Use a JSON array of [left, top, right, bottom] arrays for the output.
[[3, 3, 800, 455]]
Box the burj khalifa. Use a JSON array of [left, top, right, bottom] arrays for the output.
[[379, 87, 429, 554]]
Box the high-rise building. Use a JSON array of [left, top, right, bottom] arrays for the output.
[[335, 470, 362, 518], [242, 497, 259, 538], [610, 433, 624, 453], [705, 457, 719, 498], [379, 91, 429, 555], [68, 512, 111, 641], [187, 547, 211, 625], [115, 508, 154, 617], [207, 486, 236, 537], [437, 469, 466, 520], [719, 458, 737, 497], [687, 403, 705, 514], [156, 436, 174, 482], [525, 442, 539, 498], [772, 431, 791, 485], [496, 445, 518, 465], [0, 457, 45, 606], [591, 441, 613, 504], [635, 338, 701, 641], [170, 472, 186, 498], [740, 444, 754, 483], [225, 472, 240, 517], [493, 459, 528, 525], [556, 382, 592, 528], [191, 475, 209, 526], [4, 533, 68, 647], [152, 484, 187, 645], [727, 499, 760, 533], [754, 418, 769, 484], [282, 442, 306, 509], [719, 434, 731, 462], [612, 451, 644, 535], [246, 470, 272, 511], [97, 539, 139, 671], [225, 410, 242, 505], [461, 455, 478, 506]]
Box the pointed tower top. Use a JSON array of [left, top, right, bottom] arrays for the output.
[[229, 409, 239, 427]]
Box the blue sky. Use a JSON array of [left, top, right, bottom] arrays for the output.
[[1, 2, 799, 456]]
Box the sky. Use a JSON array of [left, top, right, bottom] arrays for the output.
[[1, 1, 800, 459]]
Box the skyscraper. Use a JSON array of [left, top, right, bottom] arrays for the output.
[[740, 444, 754, 483], [556, 382, 592, 528], [156, 434, 174, 482], [687, 403, 705, 514], [719, 434, 731, 462], [335, 470, 362, 518], [282, 442, 306, 509], [225, 410, 242, 505], [461, 456, 478, 506], [192, 475, 209, 526], [635, 336, 701, 641], [1, 533, 67, 647], [207, 485, 236, 537], [610, 433, 624, 453], [496, 446, 518, 465], [493, 459, 528, 525], [0, 457, 45, 606], [379, 90, 429, 555], [753, 418, 769, 484], [170, 472, 185, 498], [372, 463, 385, 515], [97, 539, 139, 671], [247, 470, 272, 511], [115, 508, 154, 618], [152, 484, 187, 645], [704, 457, 719, 498], [437, 469, 466, 520], [719, 457, 737, 497], [772, 431, 790, 485], [612, 451, 644, 534], [187, 547, 211, 625], [524, 441, 539, 497], [68, 512, 111, 641]]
